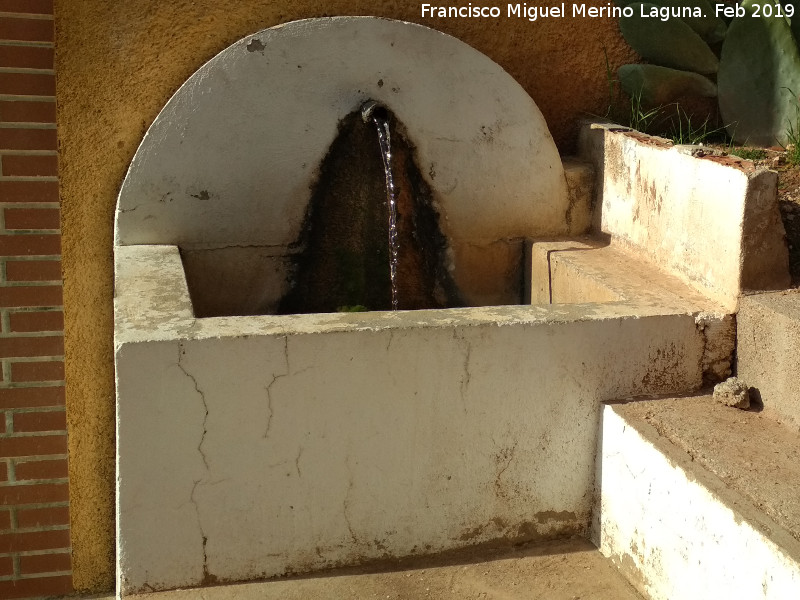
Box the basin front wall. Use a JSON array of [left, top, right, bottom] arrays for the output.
[[116, 309, 705, 594]]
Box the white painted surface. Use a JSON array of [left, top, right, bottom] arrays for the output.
[[115, 17, 569, 306], [593, 404, 800, 599], [114, 245, 727, 595], [578, 123, 790, 310]]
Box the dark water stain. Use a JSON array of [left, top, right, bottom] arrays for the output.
[[279, 109, 461, 314]]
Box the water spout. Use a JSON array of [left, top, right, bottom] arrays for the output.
[[360, 100, 380, 123], [362, 101, 400, 311]]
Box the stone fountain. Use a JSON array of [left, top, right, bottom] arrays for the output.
[[113, 16, 789, 596]]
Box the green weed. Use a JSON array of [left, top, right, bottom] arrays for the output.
[[627, 92, 663, 133], [668, 104, 727, 146], [600, 48, 661, 132], [783, 88, 800, 165], [728, 147, 767, 161]]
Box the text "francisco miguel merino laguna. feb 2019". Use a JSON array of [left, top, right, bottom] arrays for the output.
[[421, 2, 795, 21]]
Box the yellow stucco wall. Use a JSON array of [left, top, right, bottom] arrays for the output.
[[54, 0, 635, 592]]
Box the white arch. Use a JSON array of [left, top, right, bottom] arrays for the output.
[[115, 17, 569, 306]]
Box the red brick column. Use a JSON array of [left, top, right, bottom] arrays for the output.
[[0, 0, 72, 598]]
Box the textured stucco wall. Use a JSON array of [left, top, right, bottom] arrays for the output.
[[54, 0, 634, 592]]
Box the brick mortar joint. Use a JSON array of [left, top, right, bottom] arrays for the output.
[[1, 231, 62, 236], [0, 124, 57, 131], [0, 502, 68, 512], [0, 549, 73, 557], [0, 524, 70, 533], [0, 40, 54, 48], [0, 149, 58, 156], [0, 67, 56, 76], [1, 433, 68, 440], [0, 428, 66, 435], [5, 453, 67, 459], [0, 13, 55, 20], [2, 357, 64, 363], [4, 405, 67, 412], [0, 384, 66, 392], [0, 254, 61, 259], [1, 281, 63, 287]]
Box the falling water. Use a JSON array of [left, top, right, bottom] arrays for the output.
[[363, 102, 400, 310]]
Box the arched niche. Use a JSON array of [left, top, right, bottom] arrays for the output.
[[115, 17, 569, 312]]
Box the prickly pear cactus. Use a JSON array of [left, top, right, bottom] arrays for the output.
[[615, 0, 800, 146], [619, 64, 717, 106], [620, 3, 720, 74], [618, 0, 727, 43], [718, 0, 800, 145], [783, 0, 800, 42]]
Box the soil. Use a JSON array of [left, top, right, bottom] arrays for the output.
[[774, 157, 800, 285]]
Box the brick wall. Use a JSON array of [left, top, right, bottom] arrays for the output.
[[0, 0, 72, 598]]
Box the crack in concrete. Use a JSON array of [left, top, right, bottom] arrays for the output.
[[453, 330, 472, 414], [189, 478, 214, 584], [625, 460, 647, 481], [263, 378, 277, 440], [176, 342, 215, 583], [695, 313, 709, 383], [263, 336, 291, 439], [608, 449, 648, 481], [343, 456, 358, 544], [118, 203, 143, 214], [177, 343, 209, 469], [460, 339, 472, 398], [295, 446, 303, 478], [385, 330, 395, 353], [494, 441, 518, 498]]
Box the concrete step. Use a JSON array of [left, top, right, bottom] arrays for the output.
[[525, 238, 724, 311], [523, 237, 736, 384], [737, 289, 800, 429], [68, 539, 644, 600], [594, 395, 800, 599]]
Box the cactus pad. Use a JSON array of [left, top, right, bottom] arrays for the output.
[[718, 0, 800, 144], [620, 3, 720, 74], [619, 64, 718, 106]]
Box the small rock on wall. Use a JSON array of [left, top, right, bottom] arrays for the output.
[[713, 376, 751, 409]]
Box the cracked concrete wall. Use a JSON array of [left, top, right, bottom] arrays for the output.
[[116, 314, 708, 594], [56, 1, 635, 591], [114, 245, 733, 593]]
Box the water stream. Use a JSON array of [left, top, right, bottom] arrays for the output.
[[364, 102, 400, 310]]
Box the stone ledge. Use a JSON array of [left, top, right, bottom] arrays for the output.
[[594, 399, 800, 600], [737, 289, 800, 429]]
